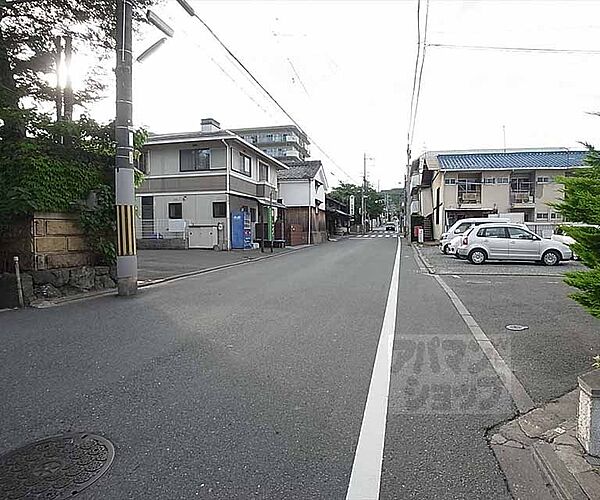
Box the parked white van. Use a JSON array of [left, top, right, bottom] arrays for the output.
[[440, 217, 510, 254]]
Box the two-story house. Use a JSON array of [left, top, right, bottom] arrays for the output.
[[407, 148, 587, 241], [277, 160, 329, 245], [136, 118, 288, 250]]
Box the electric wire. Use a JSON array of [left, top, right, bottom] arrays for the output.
[[427, 43, 600, 55], [409, 0, 430, 152], [175, 2, 359, 183]]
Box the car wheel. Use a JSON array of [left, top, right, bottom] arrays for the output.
[[542, 250, 561, 266], [468, 249, 487, 265], [442, 244, 450, 254]]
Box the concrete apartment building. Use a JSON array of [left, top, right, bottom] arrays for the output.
[[232, 125, 310, 163], [407, 148, 587, 241], [135, 118, 288, 250]]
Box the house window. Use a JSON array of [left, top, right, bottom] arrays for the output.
[[180, 148, 210, 171], [250, 207, 257, 222], [483, 178, 496, 184], [137, 150, 149, 173], [236, 153, 252, 176], [537, 176, 551, 184], [444, 178, 456, 185], [168, 202, 182, 219], [536, 212, 549, 220], [213, 202, 226, 218], [550, 212, 561, 220], [259, 162, 269, 182], [497, 177, 509, 184]]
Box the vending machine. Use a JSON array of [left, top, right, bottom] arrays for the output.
[[231, 211, 252, 249]]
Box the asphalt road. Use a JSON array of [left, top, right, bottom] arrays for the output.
[[1, 232, 595, 499], [2, 235, 395, 499]]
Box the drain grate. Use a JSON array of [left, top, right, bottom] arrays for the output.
[[0, 433, 115, 499]]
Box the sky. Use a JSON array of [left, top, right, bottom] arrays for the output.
[[74, 0, 600, 190]]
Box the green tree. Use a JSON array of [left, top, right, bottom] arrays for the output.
[[329, 182, 384, 221], [554, 145, 600, 318], [0, 0, 156, 137]]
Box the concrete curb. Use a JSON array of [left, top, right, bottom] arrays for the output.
[[412, 244, 436, 274], [491, 389, 600, 500], [532, 441, 588, 500], [28, 245, 311, 308]]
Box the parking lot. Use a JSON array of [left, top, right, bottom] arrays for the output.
[[416, 243, 585, 276]]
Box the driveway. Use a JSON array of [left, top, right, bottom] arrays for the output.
[[137, 247, 294, 283]]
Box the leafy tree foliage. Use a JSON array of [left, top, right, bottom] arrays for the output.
[[0, 0, 156, 136], [329, 182, 384, 221], [554, 146, 600, 318]]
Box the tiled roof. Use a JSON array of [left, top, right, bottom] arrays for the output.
[[278, 160, 322, 180], [438, 150, 587, 170]]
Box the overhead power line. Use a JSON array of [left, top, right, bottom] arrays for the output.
[[406, 0, 421, 162], [427, 43, 600, 55], [410, 0, 430, 152], [174, 0, 358, 183]]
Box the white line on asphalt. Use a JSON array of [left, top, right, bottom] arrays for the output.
[[346, 237, 402, 500], [433, 274, 535, 414]]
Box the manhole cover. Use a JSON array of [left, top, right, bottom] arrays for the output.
[[506, 324, 529, 331], [0, 433, 115, 499]]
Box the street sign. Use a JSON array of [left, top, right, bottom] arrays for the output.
[[349, 195, 355, 217]]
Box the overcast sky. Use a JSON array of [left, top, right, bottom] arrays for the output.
[[79, 0, 600, 190]]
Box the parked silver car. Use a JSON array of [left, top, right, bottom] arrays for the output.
[[456, 223, 573, 265]]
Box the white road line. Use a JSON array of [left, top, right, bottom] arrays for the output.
[[346, 238, 401, 500], [433, 274, 535, 414]]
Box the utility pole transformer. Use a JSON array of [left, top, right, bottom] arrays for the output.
[[115, 0, 137, 295]]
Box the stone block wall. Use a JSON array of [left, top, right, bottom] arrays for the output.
[[32, 213, 96, 270], [0, 265, 117, 308], [0, 212, 115, 308]]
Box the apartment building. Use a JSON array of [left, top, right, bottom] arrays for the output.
[[135, 118, 288, 250], [231, 125, 310, 163], [407, 148, 587, 241]]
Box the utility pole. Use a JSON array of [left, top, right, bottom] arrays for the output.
[[54, 36, 63, 123], [63, 35, 73, 122], [115, 0, 137, 296], [362, 153, 366, 235]]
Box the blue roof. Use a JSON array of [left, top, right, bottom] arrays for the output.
[[438, 150, 587, 171]]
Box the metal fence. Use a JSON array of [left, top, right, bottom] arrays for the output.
[[524, 222, 560, 238], [136, 219, 188, 240]]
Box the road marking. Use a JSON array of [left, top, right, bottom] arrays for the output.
[[346, 238, 401, 500], [433, 275, 535, 414]]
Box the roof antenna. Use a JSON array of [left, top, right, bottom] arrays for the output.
[[502, 125, 507, 152]]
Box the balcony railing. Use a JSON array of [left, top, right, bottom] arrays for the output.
[[510, 191, 535, 205], [458, 192, 481, 204]]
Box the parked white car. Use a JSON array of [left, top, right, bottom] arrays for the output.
[[440, 217, 510, 254], [456, 223, 573, 265]]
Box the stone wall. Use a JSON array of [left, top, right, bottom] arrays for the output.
[[0, 212, 115, 308], [0, 265, 116, 308], [0, 212, 97, 272], [32, 212, 96, 270]]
